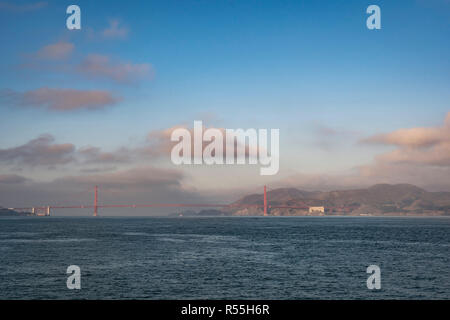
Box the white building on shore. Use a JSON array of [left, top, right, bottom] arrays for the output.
[[309, 206, 325, 214]]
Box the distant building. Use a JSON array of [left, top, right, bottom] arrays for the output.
[[309, 206, 325, 214], [32, 206, 51, 216]]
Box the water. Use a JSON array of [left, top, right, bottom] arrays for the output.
[[0, 216, 449, 299]]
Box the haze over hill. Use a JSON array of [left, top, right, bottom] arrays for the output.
[[216, 184, 450, 216], [3, 184, 450, 217]]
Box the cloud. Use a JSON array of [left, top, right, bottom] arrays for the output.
[[374, 144, 450, 167], [274, 112, 450, 192], [18, 42, 75, 72], [362, 112, 450, 166], [0, 135, 134, 168], [0, 122, 245, 172], [79, 167, 117, 173], [362, 127, 447, 148], [0, 166, 207, 214], [0, 122, 252, 171], [357, 162, 450, 192], [143, 125, 188, 157], [59, 166, 184, 190], [78, 146, 131, 164], [0, 174, 29, 184], [0, 1, 47, 12], [0, 166, 202, 211], [0, 121, 261, 172], [271, 113, 450, 192], [275, 164, 450, 192], [18, 41, 152, 85], [35, 42, 74, 60], [0, 134, 75, 167], [101, 19, 129, 39], [1, 87, 121, 111], [77, 54, 153, 83], [143, 123, 262, 160]]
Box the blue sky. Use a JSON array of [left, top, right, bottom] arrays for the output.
[[0, 0, 449, 210]]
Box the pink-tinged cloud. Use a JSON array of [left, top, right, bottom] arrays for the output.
[[362, 112, 450, 167], [362, 112, 450, 148], [1, 87, 121, 111], [78, 54, 153, 83], [363, 127, 445, 148], [273, 113, 450, 192], [36, 42, 74, 60], [101, 19, 129, 39], [375, 143, 450, 167], [0, 1, 47, 12]]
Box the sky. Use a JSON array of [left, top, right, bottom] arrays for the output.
[[0, 0, 449, 215]]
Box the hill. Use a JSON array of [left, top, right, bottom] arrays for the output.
[[228, 184, 450, 216], [0, 207, 29, 216]]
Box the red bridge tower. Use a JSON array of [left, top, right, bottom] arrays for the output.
[[93, 185, 98, 217], [264, 185, 268, 216]]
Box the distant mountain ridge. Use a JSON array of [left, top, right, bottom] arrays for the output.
[[229, 184, 450, 216]]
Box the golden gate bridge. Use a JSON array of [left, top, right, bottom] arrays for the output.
[[8, 185, 356, 216]]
